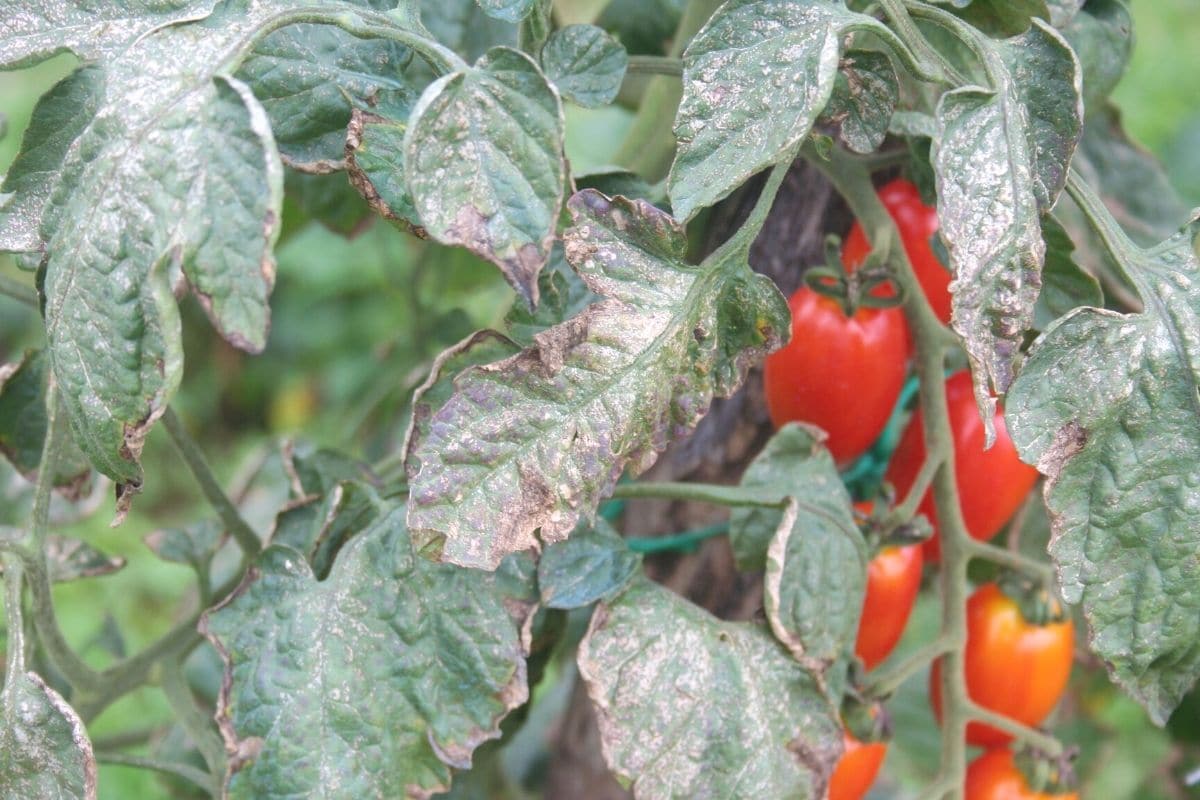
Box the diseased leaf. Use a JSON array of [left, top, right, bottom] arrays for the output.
[[202, 505, 536, 799], [1033, 216, 1102, 329], [729, 423, 848, 572], [0, 671, 97, 800], [577, 578, 842, 799], [475, 0, 534, 23], [932, 19, 1080, 435], [572, 168, 660, 206], [408, 190, 790, 569], [817, 50, 898, 155], [402, 330, 523, 481], [405, 47, 565, 305], [237, 2, 420, 167], [0, 64, 104, 255], [537, 518, 640, 609], [345, 107, 425, 234], [0, 536, 125, 583], [502, 243, 598, 346], [668, 0, 897, 220], [0, 0, 214, 69], [1007, 213, 1200, 725], [0, 350, 91, 497], [541, 25, 628, 109], [754, 429, 866, 678]]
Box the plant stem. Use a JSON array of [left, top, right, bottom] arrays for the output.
[[966, 702, 1064, 755], [885, 451, 941, 526], [163, 409, 261, 558], [626, 521, 729, 554], [611, 481, 785, 509], [0, 273, 38, 308], [162, 658, 226, 781], [811, 145, 974, 798], [1, 553, 26, 706], [876, 0, 964, 85], [624, 55, 684, 77], [95, 751, 218, 795], [865, 635, 952, 698], [1063, 170, 1148, 297], [964, 539, 1055, 584]]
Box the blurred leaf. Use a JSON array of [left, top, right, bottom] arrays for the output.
[[502, 243, 598, 346], [947, 0, 1048, 37], [1060, 0, 1132, 118], [144, 519, 223, 574], [419, 0, 517, 62], [541, 25, 628, 108], [476, 0, 534, 23], [1033, 216, 1102, 329], [0, 671, 96, 799], [578, 578, 842, 799], [202, 505, 537, 800], [537, 518, 640, 609], [595, 0, 685, 55], [572, 167, 659, 206], [282, 171, 372, 237]]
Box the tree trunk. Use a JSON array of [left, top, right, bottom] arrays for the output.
[[543, 158, 852, 798]]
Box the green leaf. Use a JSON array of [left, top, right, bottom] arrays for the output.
[[405, 47, 565, 305], [502, 243, 598, 346], [0, 350, 92, 497], [595, 0, 685, 56], [345, 107, 425, 234], [283, 170, 372, 236], [419, 0, 517, 62], [577, 578, 841, 799], [537, 518, 640, 609], [38, 6, 311, 491], [1007, 214, 1200, 724], [0, 0, 214, 69], [475, 0, 534, 23], [817, 49, 898, 155], [0, 536, 125, 583], [932, 19, 1080, 435], [668, 0, 894, 220], [408, 190, 790, 569], [0, 64, 104, 255], [144, 520, 222, 574], [572, 167, 661, 206], [1045, 0, 1085, 27], [1033, 215, 1102, 330], [0, 671, 97, 799], [541, 25, 628, 109], [1060, 0, 1131, 117], [236, 3, 420, 167], [202, 505, 536, 799], [946, 0, 1049, 37], [729, 423, 849, 572], [402, 330, 523, 481]]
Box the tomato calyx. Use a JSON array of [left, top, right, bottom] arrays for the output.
[[853, 492, 933, 553], [1013, 745, 1080, 795], [840, 694, 891, 745], [805, 234, 907, 317], [997, 572, 1070, 627]]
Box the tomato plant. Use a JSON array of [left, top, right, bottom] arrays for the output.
[[764, 287, 908, 464], [885, 371, 1039, 560], [930, 583, 1075, 747], [0, 1, 1196, 798], [842, 177, 952, 324], [965, 749, 1078, 800]]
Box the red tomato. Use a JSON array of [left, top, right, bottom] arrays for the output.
[[842, 177, 952, 324], [883, 371, 1038, 561], [966, 748, 1078, 800], [829, 730, 887, 800], [854, 502, 924, 670], [763, 287, 909, 465], [930, 583, 1074, 747]]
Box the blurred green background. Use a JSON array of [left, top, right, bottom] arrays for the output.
[[1, 1, 1199, 797]]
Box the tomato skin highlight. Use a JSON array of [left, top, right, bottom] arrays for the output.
[[883, 372, 1038, 561], [854, 504, 924, 669], [828, 731, 887, 800], [965, 748, 1078, 800], [930, 583, 1074, 747], [842, 177, 952, 324], [763, 287, 909, 465]]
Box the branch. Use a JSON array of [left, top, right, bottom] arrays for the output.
[[625, 55, 684, 78], [965, 539, 1055, 584], [611, 481, 785, 509], [966, 702, 1065, 756], [1, 553, 26, 707], [94, 751, 217, 795], [864, 636, 953, 699], [163, 408, 261, 558]]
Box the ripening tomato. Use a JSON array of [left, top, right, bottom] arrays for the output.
[[854, 503, 924, 670], [930, 583, 1074, 747], [883, 371, 1038, 561], [842, 177, 952, 324], [829, 730, 887, 800], [763, 287, 909, 465], [965, 749, 1078, 800]]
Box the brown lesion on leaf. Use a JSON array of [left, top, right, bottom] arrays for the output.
[[344, 109, 427, 239], [1039, 419, 1089, 479], [786, 729, 840, 800]]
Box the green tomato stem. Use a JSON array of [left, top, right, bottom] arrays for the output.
[[0, 273, 37, 307], [611, 481, 786, 509]]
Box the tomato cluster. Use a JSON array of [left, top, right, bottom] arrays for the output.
[[766, 180, 1074, 799]]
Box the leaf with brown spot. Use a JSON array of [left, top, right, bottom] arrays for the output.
[[0, 671, 97, 800], [578, 578, 842, 799], [407, 189, 791, 569]]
